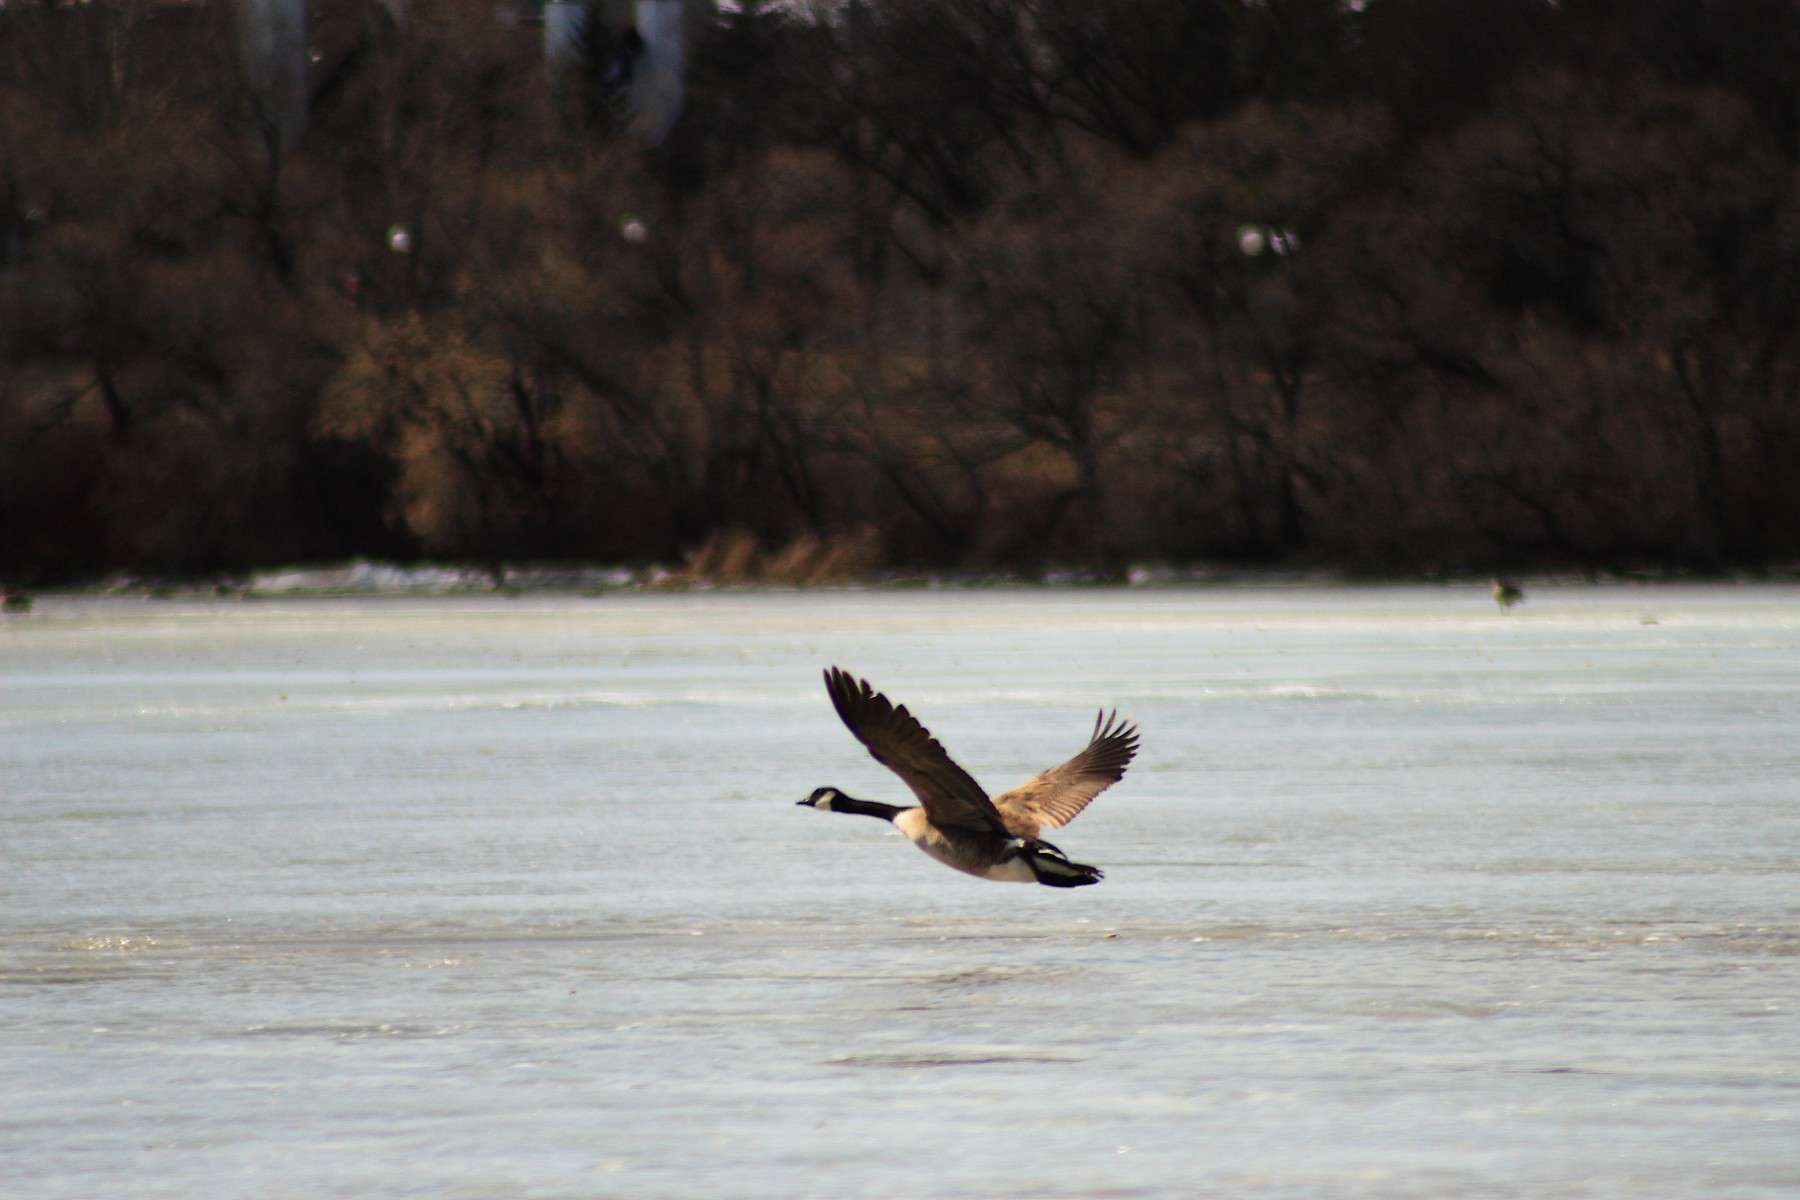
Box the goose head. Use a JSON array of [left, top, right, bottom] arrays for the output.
[[798, 786, 842, 810]]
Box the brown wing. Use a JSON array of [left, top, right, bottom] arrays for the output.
[[991, 709, 1138, 838], [822, 667, 1012, 835]]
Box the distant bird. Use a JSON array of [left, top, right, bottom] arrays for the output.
[[1, 588, 31, 613], [799, 667, 1137, 887], [1492, 578, 1524, 611]]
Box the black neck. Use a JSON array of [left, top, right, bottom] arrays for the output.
[[835, 795, 905, 822]]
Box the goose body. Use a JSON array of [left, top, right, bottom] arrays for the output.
[[799, 668, 1137, 887]]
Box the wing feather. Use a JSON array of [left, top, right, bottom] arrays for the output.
[[991, 709, 1138, 838], [822, 668, 1011, 835]]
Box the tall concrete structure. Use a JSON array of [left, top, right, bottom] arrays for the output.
[[544, 0, 712, 144], [232, 0, 710, 146], [236, 0, 309, 146], [542, 0, 588, 66]]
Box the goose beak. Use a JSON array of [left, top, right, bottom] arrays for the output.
[[795, 798, 811, 806]]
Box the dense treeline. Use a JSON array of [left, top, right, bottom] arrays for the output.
[[2, 0, 1797, 584]]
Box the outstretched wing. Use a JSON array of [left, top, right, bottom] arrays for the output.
[[991, 709, 1138, 838], [823, 667, 1011, 835]]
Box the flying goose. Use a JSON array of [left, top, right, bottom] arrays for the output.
[[1492, 578, 1524, 611], [798, 667, 1137, 887]]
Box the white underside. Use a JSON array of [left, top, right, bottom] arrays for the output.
[[893, 808, 1036, 883], [979, 857, 1038, 883]]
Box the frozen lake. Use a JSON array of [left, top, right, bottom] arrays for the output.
[[3, 585, 1798, 1198]]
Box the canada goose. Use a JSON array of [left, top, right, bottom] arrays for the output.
[[798, 667, 1137, 887], [1492, 578, 1524, 611]]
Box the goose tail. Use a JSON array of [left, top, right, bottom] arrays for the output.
[[1023, 840, 1104, 888]]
